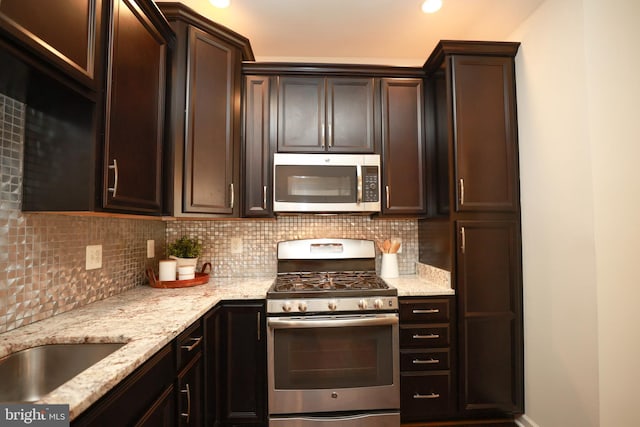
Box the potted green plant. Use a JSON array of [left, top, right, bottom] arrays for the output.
[[168, 236, 203, 278]]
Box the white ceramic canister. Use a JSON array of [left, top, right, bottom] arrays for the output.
[[159, 259, 177, 281], [380, 253, 399, 279]]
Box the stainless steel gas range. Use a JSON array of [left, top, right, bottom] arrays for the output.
[[266, 238, 400, 427]]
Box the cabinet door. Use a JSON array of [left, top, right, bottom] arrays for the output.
[[456, 220, 523, 414], [177, 353, 204, 427], [183, 26, 240, 215], [103, 0, 167, 213], [326, 77, 376, 153], [0, 0, 103, 90], [381, 78, 426, 214], [243, 75, 273, 217], [211, 301, 267, 426], [277, 76, 325, 152], [452, 55, 519, 212]]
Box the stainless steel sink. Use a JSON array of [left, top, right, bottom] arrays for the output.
[[0, 342, 125, 402]]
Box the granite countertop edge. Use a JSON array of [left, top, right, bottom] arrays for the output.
[[0, 274, 452, 420]]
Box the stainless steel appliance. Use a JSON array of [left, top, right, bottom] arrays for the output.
[[267, 238, 400, 427], [273, 153, 381, 213]]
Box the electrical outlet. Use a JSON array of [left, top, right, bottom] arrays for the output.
[[230, 237, 243, 254], [147, 240, 155, 258], [86, 245, 102, 270]]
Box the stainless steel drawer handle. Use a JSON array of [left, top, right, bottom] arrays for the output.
[[412, 309, 440, 314], [413, 392, 440, 399], [181, 383, 191, 422], [180, 336, 202, 352], [413, 334, 440, 339], [412, 358, 439, 365]]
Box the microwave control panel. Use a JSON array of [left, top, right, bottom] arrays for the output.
[[363, 166, 380, 202]]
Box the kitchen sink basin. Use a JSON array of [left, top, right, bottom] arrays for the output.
[[0, 342, 125, 402]]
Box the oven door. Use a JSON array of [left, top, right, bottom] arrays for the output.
[[267, 313, 400, 415]]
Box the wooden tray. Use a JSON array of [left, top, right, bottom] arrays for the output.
[[147, 262, 212, 289]]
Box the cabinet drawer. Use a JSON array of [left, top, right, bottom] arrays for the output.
[[401, 372, 453, 419], [400, 349, 449, 371], [400, 324, 449, 348], [400, 298, 451, 322], [176, 320, 204, 372]]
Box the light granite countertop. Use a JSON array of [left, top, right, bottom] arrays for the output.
[[0, 274, 452, 420]]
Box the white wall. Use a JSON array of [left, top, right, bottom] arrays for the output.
[[511, 0, 640, 426], [583, 0, 640, 425]]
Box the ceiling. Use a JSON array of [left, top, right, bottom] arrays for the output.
[[153, 0, 544, 67]]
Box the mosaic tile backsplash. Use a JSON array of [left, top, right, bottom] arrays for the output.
[[166, 216, 419, 278], [1, 91, 419, 335], [0, 93, 165, 333]]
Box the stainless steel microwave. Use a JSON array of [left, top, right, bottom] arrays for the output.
[[273, 153, 381, 213]]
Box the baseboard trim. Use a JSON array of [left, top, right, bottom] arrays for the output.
[[515, 414, 540, 427], [402, 420, 516, 426]]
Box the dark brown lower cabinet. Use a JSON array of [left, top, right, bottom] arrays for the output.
[[71, 345, 176, 426], [177, 321, 205, 427], [206, 301, 267, 427], [456, 220, 523, 416], [399, 297, 456, 422]]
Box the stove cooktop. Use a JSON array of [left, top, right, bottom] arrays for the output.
[[268, 270, 397, 299]]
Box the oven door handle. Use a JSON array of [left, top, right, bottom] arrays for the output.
[[268, 314, 398, 329]]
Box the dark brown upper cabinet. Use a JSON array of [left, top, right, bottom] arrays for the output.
[[16, 0, 172, 215], [0, 0, 104, 92], [424, 43, 520, 215], [380, 78, 426, 215], [159, 2, 254, 217], [276, 76, 377, 153], [243, 75, 274, 217], [102, 0, 172, 214], [451, 55, 519, 213]]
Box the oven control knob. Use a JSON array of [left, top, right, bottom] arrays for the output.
[[328, 300, 338, 311], [298, 302, 308, 312], [282, 302, 292, 312], [358, 299, 368, 310], [374, 298, 384, 309]]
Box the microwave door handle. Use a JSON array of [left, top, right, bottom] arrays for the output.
[[268, 315, 398, 329], [356, 165, 363, 205]]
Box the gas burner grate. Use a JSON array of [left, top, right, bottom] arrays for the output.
[[273, 271, 390, 293]]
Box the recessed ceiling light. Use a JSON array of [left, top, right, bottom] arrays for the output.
[[210, 0, 230, 8], [422, 0, 442, 13]]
